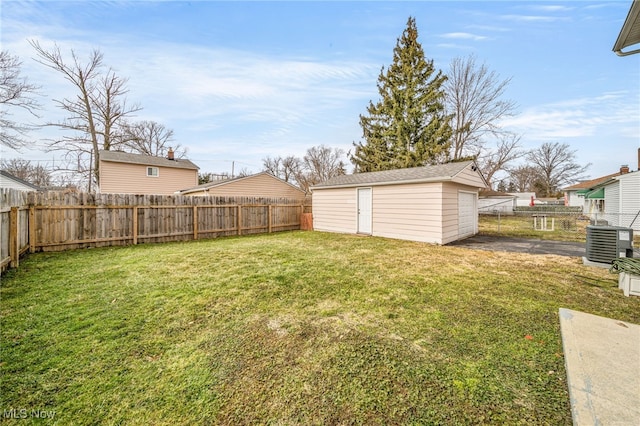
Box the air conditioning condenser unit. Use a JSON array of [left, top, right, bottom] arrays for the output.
[[585, 225, 634, 264]]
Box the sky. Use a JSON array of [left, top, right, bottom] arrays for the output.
[[2, 0, 639, 184]]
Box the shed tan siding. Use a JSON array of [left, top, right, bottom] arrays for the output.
[[312, 187, 357, 234], [313, 182, 480, 245], [441, 182, 460, 244], [453, 166, 486, 188], [100, 161, 198, 195], [371, 183, 445, 244], [187, 174, 305, 201], [440, 182, 479, 244], [311, 162, 484, 244], [313, 182, 452, 244]]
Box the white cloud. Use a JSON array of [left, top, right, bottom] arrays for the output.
[[499, 14, 569, 23], [527, 5, 574, 13], [500, 91, 639, 140], [2, 16, 378, 169], [466, 24, 511, 33], [435, 43, 474, 51], [439, 32, 488, 41]]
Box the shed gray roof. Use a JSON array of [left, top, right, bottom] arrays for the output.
[[312, 161, 479, 189], [99, 150, 199, 170]]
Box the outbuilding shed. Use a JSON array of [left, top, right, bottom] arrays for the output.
[[478, 190, 517, 214], [311, 161, 488, 245]]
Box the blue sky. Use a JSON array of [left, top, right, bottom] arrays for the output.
[[2, 0, 639, 182]]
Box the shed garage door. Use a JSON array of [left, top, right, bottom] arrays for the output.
[[458, 192, 476, 239]]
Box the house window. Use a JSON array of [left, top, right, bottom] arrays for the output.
[[147, 167, 159, 177]]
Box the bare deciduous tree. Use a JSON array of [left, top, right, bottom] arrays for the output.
[[120, 120, 183, 158], [445, 54, 517, 160], [297, 145, 346, 192], [303, 145, 346, 183], [476, 133, 522, 189], [281, 155, 303, 183], [526, 142, 589, 197], [506, 165, 540, 192], [235, 167, 251, 178], [30, 40, 141, 190], [93, 72, 141, 152], [262, 156, 281, 177], [0, 50, 41, 149], [262, 155, 302, 184], [262, 145, 346, 192]]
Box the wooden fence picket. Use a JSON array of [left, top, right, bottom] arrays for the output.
[[1, 189, 312, 272]]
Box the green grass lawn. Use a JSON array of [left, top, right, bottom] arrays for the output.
[[479, 215, 640, 246], [479, 214, 591, 242], [2, 231, 638, 425]]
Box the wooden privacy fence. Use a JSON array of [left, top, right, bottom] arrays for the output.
[[1, 189, 311, 271], [1, 189, 30, 271]]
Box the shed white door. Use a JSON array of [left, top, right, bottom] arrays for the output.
[[357, 188, 372, 234], [458, 191, 476, 239]]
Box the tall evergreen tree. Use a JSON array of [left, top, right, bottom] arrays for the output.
[[351, 17, 452, 172]]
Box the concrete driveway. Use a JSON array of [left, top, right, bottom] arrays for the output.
[[447, 235, 586, 257]]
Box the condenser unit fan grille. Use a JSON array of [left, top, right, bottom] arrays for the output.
[[586, 226, 634, 264]]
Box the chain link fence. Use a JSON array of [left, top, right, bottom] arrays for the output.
[[479, 207, 640, 249]]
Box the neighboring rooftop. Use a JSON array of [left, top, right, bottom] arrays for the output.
[[564, 173, 621, 191], [0, 170, 42, 191], [479, 189, 517, 197], [178, 171, 304, 195], [99, 150, 199, 170]]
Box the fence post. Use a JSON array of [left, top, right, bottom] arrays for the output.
[[132, 206, 138, 245], [193, 205, 198, 240], [9, 207, 18, 268], [29, 206, 36, 253], [9, 196, 305, 256]]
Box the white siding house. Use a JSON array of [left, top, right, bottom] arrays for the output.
[[0, 170, 42, 192], [563, 170, 626, 209], [311, 161, 488, 245], [585, 170, 640, 231]]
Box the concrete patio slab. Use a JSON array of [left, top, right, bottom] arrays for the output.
[[559, 308, 640, 425]]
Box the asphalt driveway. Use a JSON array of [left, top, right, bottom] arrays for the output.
[[447, 235, 587, 257]]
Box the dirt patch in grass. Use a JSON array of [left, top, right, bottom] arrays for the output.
[[211, 316, 447, 425]]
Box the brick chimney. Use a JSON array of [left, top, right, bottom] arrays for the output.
[[620, 164, 629, 174], [167, 148, 174, 161]]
